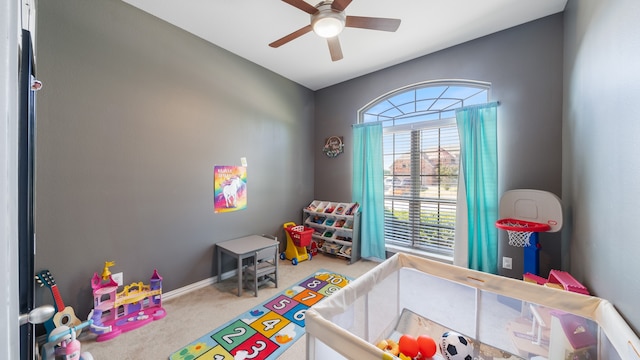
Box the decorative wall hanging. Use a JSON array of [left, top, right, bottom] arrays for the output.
[[323, 136, 344, 158], [213, 166, 247, 213]]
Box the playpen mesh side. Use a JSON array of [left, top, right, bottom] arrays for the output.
[[306, 253, 640, 360], [309, 267, 522, 358]]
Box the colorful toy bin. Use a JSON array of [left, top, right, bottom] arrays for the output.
[[305, 253, 640, 360]]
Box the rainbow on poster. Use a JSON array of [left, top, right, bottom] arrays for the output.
[[214, 166, 247, 213]]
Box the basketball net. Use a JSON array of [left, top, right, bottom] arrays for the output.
[[496, 218, 550, 247], [506, 229, 533, 247]]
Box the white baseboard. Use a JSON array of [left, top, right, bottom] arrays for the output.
[[163, 269, 239, 301]]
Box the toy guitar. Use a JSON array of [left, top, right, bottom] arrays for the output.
[[35, 270, 82, 334]]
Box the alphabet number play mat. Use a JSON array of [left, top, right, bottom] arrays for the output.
[[169, 270, 351, 360]]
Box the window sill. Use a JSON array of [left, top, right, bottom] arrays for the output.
[[385, 244, 454, 265]]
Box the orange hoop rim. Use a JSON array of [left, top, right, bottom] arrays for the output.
[[495, 218, 551, 233]]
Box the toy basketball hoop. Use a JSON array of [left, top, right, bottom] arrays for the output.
[[496, 189, 563, 276], [495, 218, 551, 247]]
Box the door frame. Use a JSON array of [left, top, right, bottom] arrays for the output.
[[18, 26, 37, 360], [1, 0, 22, 359]]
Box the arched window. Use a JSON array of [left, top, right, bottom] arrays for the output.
[[359, 80, 490, 260]]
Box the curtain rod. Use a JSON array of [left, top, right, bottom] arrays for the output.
[[455, 101, 500, 112], [352, 101, 500, 127]]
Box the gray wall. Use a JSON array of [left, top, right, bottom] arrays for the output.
[[563, 0, 640, 334], [314, 15, 564, 278], [35, 0, 314, 317]]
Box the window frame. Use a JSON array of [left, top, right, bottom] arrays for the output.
[[358, 80, 491, 261]]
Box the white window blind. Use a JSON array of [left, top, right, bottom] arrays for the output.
[[383, 123, 459, 257]]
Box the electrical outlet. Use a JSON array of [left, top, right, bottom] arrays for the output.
[[112, 272, 123, 286], [502, 257, 512, 270]]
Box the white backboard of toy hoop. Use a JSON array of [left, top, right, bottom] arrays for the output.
[[499, 189, 563, 232]]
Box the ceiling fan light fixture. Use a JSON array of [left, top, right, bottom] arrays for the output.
[[271, 0, 401, 61], [311, 7, 345, 38]]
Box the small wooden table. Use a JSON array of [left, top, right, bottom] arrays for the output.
[[216, 235, 279, 296]]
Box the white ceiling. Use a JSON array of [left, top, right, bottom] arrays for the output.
[[122, 0, 567, 91]]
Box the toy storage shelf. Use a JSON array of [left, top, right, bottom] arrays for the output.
[[303, 200, 360, 264]]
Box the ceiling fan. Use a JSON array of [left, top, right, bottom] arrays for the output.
[[269, 0, 401, 61]]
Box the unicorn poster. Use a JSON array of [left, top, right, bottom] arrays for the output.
[[213, 166, 247, 213]]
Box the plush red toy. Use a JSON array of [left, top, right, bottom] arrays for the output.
[[398, 334, 419, 358], [417, 334, 437, 358]]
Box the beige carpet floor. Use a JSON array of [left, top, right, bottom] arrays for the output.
[[79, 255, 378, 359]]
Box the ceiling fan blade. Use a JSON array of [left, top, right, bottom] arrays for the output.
[[331, 0, 352, 12], [345, 16, 401, 32], [282, 0, 318, 15], [327, 37, 343, 62], [269, 25, 313, 48]]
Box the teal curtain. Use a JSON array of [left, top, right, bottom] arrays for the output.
[[352, 123, 385, 261], [456, 102, 499, 274]]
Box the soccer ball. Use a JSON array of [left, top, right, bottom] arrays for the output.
[[440, 331, 473, 360]]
